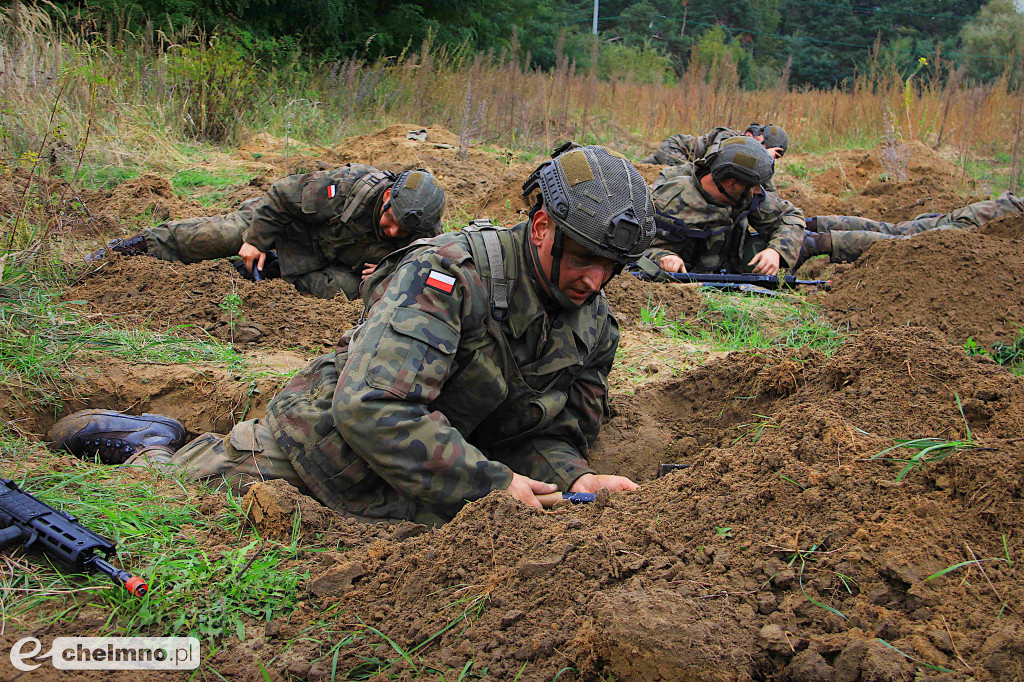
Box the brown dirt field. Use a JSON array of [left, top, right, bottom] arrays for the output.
[[5, 125, 1024, 680], [819, 229, 1024, 345], [66, 257, 363, 352]]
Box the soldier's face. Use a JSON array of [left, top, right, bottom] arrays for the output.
[[531, 210, 616, 306], [722, 179, 761, 206], [378, 209, 411, 239]]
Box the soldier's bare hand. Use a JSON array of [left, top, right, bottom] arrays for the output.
[[748, 248, 781, 275], [238, 243, 266, 273], [361, 262, 377, 280], [659, 254, 686, 273], [570, 473, 639, 494], [506, 473, 558, 509], [765, 147, 784, 159]]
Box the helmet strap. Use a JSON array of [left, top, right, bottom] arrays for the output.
[[712, 176, 747, 206], [525, 216, 586, 311]]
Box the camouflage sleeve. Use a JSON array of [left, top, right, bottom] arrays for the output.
[[493, 314, 616, 489], [242, 173, 310, 252], [643, 242, 682, 266], [642, 134, 697, 166], [750, 192, 805, 268], [331, 249, 514, 506]]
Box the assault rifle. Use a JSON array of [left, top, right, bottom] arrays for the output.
[[0, 478, 149, 597], [628, 257, 829, 296]]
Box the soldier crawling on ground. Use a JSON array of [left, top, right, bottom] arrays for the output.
[[640, 123, 789, 193], [89, 165, 446, 300], [794, 193, 1024, 267], [51, 144, 656, 524], [645, 135, 1023, 276], [644, 135, 805, 277]]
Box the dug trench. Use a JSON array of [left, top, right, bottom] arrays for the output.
[[3, 327, 1022, 680]]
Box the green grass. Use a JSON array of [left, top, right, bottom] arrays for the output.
[[66, 164, 144, 190], [965, 331, 1024, 375], [0, 438, 309, 645], [865, 394, 975, 481], [655, 290, 845, 354], [171, 167, 252, 195]]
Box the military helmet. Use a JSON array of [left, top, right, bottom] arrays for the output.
[[746, 122, 789, 154], [701, 136, 775, 187], [389, 169, 446, 235], [522, 143, 655, 265]]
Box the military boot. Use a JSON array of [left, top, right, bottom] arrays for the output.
[[792, 230, 832, 271], [86, 234, 149, 262], [1009, 191, 1024, 212], [47, 409, 187, 465], [804, 216, 819, 233]]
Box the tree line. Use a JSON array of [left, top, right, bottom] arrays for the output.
[[49, 0, 1023, 88]]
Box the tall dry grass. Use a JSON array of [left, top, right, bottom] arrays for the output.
[[1, 1, 1020, 179]]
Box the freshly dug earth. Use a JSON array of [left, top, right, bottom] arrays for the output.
[[781, 140, 975, 221], [0, 353, 289, 439], [67, 256, 364, 351], [212, 327, 1022, 681], [820, 229, 1024, 345], [603, 270, 705, 325]]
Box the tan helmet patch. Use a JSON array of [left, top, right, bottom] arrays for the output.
[[404, 171, 423, 190], [559, 150, 594, 186], [733, 152, 757, 169]]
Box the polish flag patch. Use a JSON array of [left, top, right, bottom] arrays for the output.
[[425, 270, 456, 294], [327, 184, 337, 198]]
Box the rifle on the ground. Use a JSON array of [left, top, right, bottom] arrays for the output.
[[628, 257, 829, 296], [0, 478, 149, 597]]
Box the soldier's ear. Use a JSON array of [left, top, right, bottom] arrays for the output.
[[529, 208, 554, 247], [382, 187, 392, 203]]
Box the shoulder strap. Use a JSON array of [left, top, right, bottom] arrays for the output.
[[338, 170, 394, 223], [464, 220, 518, 383]]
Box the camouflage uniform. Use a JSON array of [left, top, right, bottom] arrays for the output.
[[141, 164, 420, 299], [644, 164, 805, 273], [641, 127, 777, 192], [142, 221, 615, 524], [821, 191, 1024, 262]]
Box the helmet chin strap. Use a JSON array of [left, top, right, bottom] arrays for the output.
[[526, 225, 589, 311], [712, 176, 742, 206]]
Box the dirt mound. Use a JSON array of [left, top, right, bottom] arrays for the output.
[[0, 353, 290, 439], [68, 256, 364, 351], [981, 212, 1024, 240], [603, 271, 704, 325], [254, 328, 1022, 680], [781, 140, 975, 221], [819, 229, 1024, 345]]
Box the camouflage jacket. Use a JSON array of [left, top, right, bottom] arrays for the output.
[[641, 127, 777, 192], [261, 221, 616, 520], [645, 164, 804, 273], [243, 164, 417, 277]]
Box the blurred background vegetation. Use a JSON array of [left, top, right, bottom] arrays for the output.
[[42, 0, 1023, 88]]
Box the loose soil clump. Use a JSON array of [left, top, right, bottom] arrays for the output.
[[68, 256, 364, 351], [819, 229, 1024, 345]]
